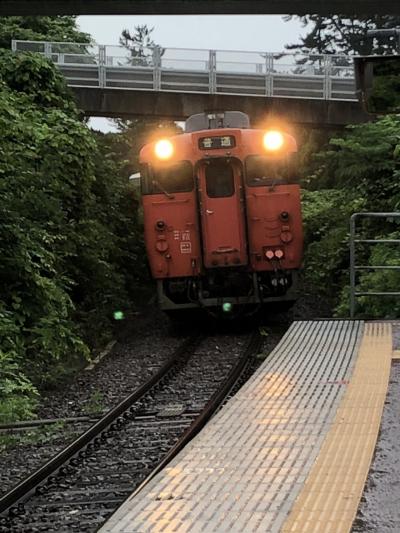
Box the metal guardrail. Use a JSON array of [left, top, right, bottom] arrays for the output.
[[350, 212, 400, 317], [11, 40, 357, 101]]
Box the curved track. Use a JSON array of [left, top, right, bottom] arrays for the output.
[[0, 331, 262, 532]]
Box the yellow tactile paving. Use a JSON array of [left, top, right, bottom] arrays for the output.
[[101, 321, 363, 533], [282, 322, 392, 533]]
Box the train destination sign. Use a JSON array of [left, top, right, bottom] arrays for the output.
[[198, 136, 236, 150]]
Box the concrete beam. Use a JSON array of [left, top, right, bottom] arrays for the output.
[[0, 0, 399, 15], [73, 87, 370, 127]]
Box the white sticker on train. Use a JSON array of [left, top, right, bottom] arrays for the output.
[[180, 242, 192, 254]]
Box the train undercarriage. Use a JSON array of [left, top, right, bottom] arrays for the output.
[[157, 269, 298, 315]]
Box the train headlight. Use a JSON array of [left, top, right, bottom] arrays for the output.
[[263, 131, 284, 151], [155, 139, 174, 160]]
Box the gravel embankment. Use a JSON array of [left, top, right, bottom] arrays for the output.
[[0, 307, 184, 497]]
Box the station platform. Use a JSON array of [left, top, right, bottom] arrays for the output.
[[100, 320, 393, 533]]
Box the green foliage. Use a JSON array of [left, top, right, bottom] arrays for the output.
[[313, 116, 400, 205], [0, 49, 147, 420], [301, 189, 365, 299], [0, 49, 75, 110], [368, 59, 400, 114], [83, 389, 105, 415], [335, 232, 400, 317], [301, 115, 400, 318], [0, 16, 91, 49], [353, 235, 400, 317], [284, 15, 400, 55], [120, 24, 162, 66], [0, 306, 38, 423], [0, 67, 93, 384], [295, 127, 335, 184], [370, 75, 400, 114]]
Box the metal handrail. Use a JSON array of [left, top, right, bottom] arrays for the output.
[[11, 39, 357, 100], [349, 212, 400, 317], [11, 39, 358, 58]]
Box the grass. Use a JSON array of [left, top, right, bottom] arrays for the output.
[[82, 388, 105, 416]]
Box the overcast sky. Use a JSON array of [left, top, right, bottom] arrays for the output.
[[77, 15, 304, 52], [77, 15, 305, 132]]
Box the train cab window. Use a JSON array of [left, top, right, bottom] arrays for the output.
[[141, 161, 193, 195], [245, 155, 296, 187], [205, 160, 235, 198]]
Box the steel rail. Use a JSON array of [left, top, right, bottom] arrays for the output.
[[0, 335, 201, 516], [108, 330, 262, 513], [0, 416, 96, 431]]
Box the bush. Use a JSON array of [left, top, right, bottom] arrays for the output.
[[0, 51, 146, 420], [301, 115, 400, 318]]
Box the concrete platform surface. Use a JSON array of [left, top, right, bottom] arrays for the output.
[[101, 320, 383, 532]]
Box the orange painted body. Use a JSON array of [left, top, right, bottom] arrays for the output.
[[197, 159, 247, 268], [139, 119, 303, 311], [246, 184, 303, 271], [142, 193, 202, 278]]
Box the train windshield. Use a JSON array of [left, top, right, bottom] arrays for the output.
[[141, 161, 194, 195], [205, 160, 235, 198], [245, 155, 295, 187]]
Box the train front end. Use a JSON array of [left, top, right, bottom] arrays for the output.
[[140, 112, 303, 316]]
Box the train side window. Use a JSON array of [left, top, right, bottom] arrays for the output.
[[205, 160, 234, 198], [142, 161, 193, 195], [245, 155, 297, 187]]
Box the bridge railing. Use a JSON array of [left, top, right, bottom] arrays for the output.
[[11, 40, 356, 101]]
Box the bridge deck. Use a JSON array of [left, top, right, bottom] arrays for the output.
[[12, 41, 369, 124], [100, 320, 393, 532], [12, 41, 357, 102]]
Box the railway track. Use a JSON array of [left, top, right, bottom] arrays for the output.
[[0, 331, 263, 532]]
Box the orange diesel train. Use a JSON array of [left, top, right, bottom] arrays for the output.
[[140, 112, 303, 315]]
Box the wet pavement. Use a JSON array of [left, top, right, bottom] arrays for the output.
[[353, 323, 400, 532]]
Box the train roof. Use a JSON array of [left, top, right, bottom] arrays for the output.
[[185, 112, 250, 132]]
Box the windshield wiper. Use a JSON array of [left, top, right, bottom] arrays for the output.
[[152, 180, 175, 199]]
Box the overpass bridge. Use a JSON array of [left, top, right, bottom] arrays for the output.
[[13, 40, 369, 126]]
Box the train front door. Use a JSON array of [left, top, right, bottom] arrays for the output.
[[198, 159, 248, 268]]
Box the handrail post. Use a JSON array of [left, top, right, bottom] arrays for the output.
[[44, 42, 52, 59], [98, 45, 106, 88], [323, 55, 332, 100], [350, 214, 357, 318], [11, 40, 17, 52], [265, 53, 273, 96], [152, 46, 161, 91], [209, 50, 216, 94]]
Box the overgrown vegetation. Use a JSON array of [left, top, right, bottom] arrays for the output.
[[0, 15, 91, 49], [2, 15, 400, 425], [0, 19, 180, 424], [0, 48, 146, 422], [284, 14, 400, 318], [300, 116, 400, 317], [285, 15, 400, 55]]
